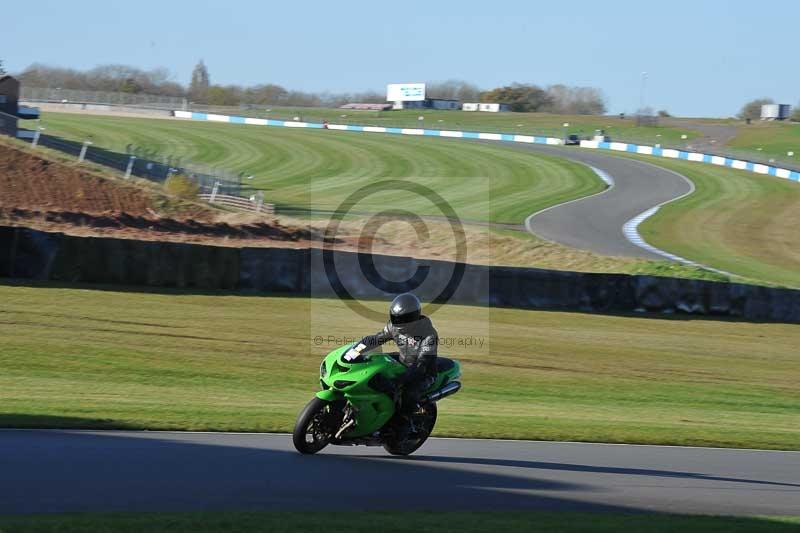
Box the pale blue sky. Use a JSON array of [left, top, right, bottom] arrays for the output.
[[3, 0, 798, 117]]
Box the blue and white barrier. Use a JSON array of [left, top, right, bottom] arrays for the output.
[[172, 110, 563, 146], [579, 140, 800, 182], [173, 110, 800, 182]]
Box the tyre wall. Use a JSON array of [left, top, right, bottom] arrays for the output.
[[2, 226, 799, 323]]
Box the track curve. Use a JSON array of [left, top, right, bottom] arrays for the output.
[[480, 142, 694, 260], [1, 430, 798, 516]]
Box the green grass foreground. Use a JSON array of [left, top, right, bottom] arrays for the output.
[[0, 511, 798, 533], [1, 283, 798, 450]]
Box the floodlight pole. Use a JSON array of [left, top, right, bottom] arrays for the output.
[[639, 71, 648, 113]]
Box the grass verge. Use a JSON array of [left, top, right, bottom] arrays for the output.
[[1, 283, 798, 450], [0, 511, 798, 533], [728, 121, 800, 161], [610, 155, 800, 287]]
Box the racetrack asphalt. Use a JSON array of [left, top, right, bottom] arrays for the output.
[[1, 430, 798, 516], [480, 141, 694, 260]]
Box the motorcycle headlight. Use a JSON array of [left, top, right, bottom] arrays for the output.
[[320, 361, 327, 378]]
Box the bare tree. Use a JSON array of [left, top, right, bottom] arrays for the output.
[[0, 59, 6, 76], [17, 63, 186, 97], [13, 60, 611, 114], [543, 85, 606, 115], [242, 84, 289, 105], [427, 79, 482, 102], [189, 60, 210, 103]]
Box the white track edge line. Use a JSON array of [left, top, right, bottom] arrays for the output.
[[1, 428, 797, 453], [618, 159, 736, 277]]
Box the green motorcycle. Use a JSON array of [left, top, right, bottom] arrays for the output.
[[293, 343, 462, 456]]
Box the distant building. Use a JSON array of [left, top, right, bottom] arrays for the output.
[[478, 103, 510, 113], [463, 102, 510, 112], [761, 104, 791, 121], [0, 75, 20, 136], [339, 103, 393, 111], [393, 98, 460, 110], [0, 76, 41, 138]]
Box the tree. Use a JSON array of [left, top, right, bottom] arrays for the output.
[[189, 60, 210, 103], [242, 83, 289, 105], [207, 85, 241, 107], [119, 77, 144, 94], [544, 85, 606, 115], [480, 83, 553, 112], [791, 103, 800, 122], [0, 59, 6, 76], [738, 98, 773, 120], [657, 109, 671, 118], [17, 63, 186, 97], [427, 79, 482, 102]]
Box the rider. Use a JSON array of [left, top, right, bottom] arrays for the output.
[[345, 293, 438, 413]]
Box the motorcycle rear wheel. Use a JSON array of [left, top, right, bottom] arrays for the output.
[[293, 397, 337, 454], [383, 402, 438, 456]]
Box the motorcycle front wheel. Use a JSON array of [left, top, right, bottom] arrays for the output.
[[293, 397, 338, 454]]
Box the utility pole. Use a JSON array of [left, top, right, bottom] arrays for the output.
[[639, 71, 648, 114]]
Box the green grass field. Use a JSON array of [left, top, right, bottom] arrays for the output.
[[728, 121, 800, 161], [35, 112, 603, 224], [222, 107, 800, 171], [0, 132, 728, 283], [258, 108, 800, 167], [2, 283, 798, 450], [33, 111, 800, 286], [1, 511, 798, 533], [26, 110, 800, 287]]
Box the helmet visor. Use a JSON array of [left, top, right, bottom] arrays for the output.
[[390, 310, 420, 325]]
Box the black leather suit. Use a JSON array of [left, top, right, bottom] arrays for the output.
[[358, 315, 438, 408]]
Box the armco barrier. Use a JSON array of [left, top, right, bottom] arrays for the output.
[[3, 226, 799, 323], [172, 110, 800, 183]]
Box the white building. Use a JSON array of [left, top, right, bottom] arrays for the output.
[[463, 102, 511, 112], [761, 104, 791, 121]]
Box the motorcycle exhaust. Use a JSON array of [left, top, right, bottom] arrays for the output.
[[426, 381, 461, 402]]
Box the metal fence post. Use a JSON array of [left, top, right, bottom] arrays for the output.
[[124, 156, 136, 179], [255, 191, 264, 213], [209, 181, 220, 203], [31, 127, 43, 148], [78, 140, 92, 162]]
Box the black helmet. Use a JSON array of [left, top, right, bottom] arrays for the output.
[[389, 293, 422, 325]]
